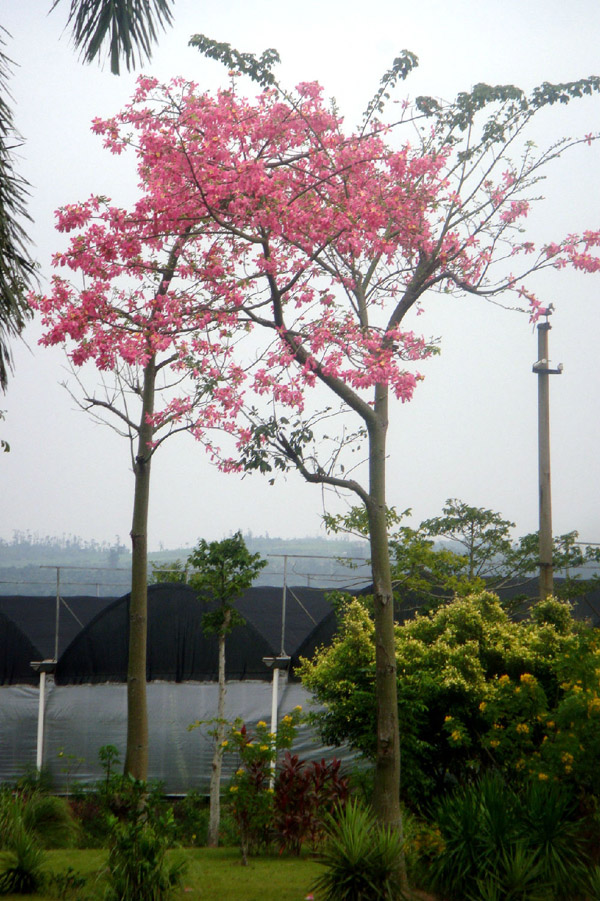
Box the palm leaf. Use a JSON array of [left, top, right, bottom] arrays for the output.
[[51, 0, 175, 75], [0, 28, 34, 392]]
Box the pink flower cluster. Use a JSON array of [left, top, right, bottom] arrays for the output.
[[31, 76, 600, 463]]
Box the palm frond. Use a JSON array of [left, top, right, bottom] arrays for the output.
[[0, 28, 35, 391], [51, 0, 175, 75]]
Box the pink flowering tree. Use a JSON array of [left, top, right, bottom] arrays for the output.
[[29, 185, 246, 779], [34, 54, 600, 837], [89, 56, 600, 836]]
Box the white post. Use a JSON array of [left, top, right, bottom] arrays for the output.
[[36, 671, 46, 772], [269, 666, 280, 788], [280, 556, 288, 655], [270, 666, 280, 736]]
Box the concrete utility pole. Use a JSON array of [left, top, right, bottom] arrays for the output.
[[532, 307, 563, 599]]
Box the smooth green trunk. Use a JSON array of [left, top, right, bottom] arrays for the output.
[[367, 384, 405, 879], [124, 358, 155, 780]]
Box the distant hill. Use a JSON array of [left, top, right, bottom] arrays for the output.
[[0, 532, 370, 596]]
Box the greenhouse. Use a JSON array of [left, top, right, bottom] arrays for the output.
[[0, 582, 353, 792]]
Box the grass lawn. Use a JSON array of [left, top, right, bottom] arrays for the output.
[[1, 847, 325, 901]]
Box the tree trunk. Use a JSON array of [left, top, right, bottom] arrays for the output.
[[124, 358, 155, 780], [208, 616, 229, 846], [367, 385, 403, 836]]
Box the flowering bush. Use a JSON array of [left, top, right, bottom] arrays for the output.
[[225, 709, 302, 863], [299, 593, 600, 805]]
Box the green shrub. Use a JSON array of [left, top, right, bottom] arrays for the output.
[[0, 822, 46, 895], [467, 844, 547, 901], [70, 793, 111, 848], [583, 864, 600, 900], [45, 866, 87, 900], [312, 799, 406, 901], [517, 779, 587, 894], [0, 788, 22, 851], [171, 791, 209, 846], [169, 793, 239, 848], [425, 773, 589, 900], [71, 747, 166, 849], [1, 784, 79, 851], [12, 767, 53, 796], [22, 793, 79, 849], [104, 779, 185, 901]]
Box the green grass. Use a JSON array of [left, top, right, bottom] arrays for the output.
[[1, 848, 324, 901]]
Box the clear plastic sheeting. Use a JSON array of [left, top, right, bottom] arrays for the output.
[[0, 679, 357, 793], [0, 685, 39, 779]]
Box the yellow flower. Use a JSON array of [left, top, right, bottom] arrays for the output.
[[520, 673, 535, 684], [561, 752, 574, 765], [515, 723, 529, 734], [294, 705, 303, 712], [221, 740, 228, 747], [282, 715, 293, 725], [260, 744, 269, 752], [229, 785, 238, 793], [538, 773, 549, 781], [257, 721, 267, 728], [479, 701, 486, 712], [546, 721, 555, 728], [489, 740, 500, 748], [499, 675, 510, 685], [450, 730, 461, 742], [236, 768, 245, 776], [564, 765, 573, 774], [516, 759, 525, 770], [588, 697, 600, 714], [444, 715, 453, 723]]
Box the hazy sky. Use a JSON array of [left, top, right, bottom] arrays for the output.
[[2, 0, 600, 552]]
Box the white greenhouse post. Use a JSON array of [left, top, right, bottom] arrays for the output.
[[36, 670, 46, 771], [262, 655, 291, 788], [269, 665, 280, 787], [30, 660, 56, 774]]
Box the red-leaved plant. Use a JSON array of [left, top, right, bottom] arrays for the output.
[[274, 752, 349, 855]]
